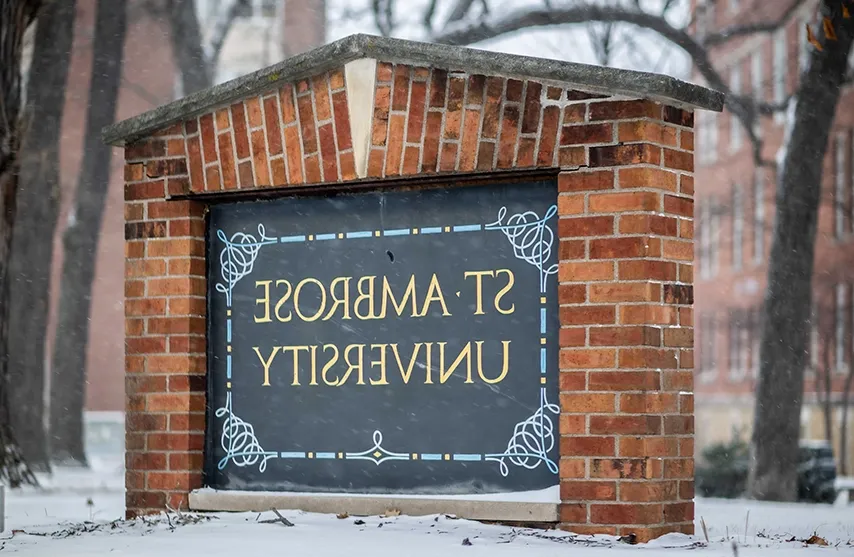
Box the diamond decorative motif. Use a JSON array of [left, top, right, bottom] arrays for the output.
[[373, 451, 382, 458]]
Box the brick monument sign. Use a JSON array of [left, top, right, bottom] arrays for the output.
[[105, 34, 723, 542]]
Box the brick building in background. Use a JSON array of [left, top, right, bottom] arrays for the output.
[[691, 0, 854, 472], [52, 0, 327, 419]]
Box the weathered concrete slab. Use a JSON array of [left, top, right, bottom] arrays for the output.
[[189, 489, 559, 522]]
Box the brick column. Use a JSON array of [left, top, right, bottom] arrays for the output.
[[556, 104, 695, 542], [124, 124, 207, 517]]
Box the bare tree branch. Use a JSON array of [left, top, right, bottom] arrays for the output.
[[446, 0, 478, 23], [208, 0, 242, 68], [422, 0, 440, 32]]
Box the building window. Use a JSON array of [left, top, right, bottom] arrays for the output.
[[729, 312, 747, 380], [751, 310, 761, 378], [699, 313, 717, 382], [835, 132, 847, 239], [699, 200, 721, 279], [728, 0, 740, 13], [753, 169, 764, 264], [773, 27, 787, 103], [732, 182, 744, 271], [730, 64, 742, 152], [752, 48, 764, 100], [236, 0, 277, 19], [711, 201, 721, 276], [696, 1, 716, 39], [836, 283, 847, 374], [697, 110, 718, 165]]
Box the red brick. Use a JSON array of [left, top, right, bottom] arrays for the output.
[[559, 504, 587, 523], [663, 501, 694, 523], [620, 305, 678, 326], [590, 144, 660, 167], [126, 337, 167, 355], [185, 136, 204, 191], [618, 260, 677, 281], [589, 191, 659, 213], [521, 81, 542, 133], [618, 121, 677, 146], [664, 415, 694, 435], [339, 151, 357, 181], [126, 298, 166, 317], [619, 348, 678, 369], [297, 94, 318, 153], [590, 283, 659, 303], [663, 106, 694, 127], [558, 146, 586, 167], [459, 109, 481, 171], [126, 451, 167, 471], [590, 415, 661, 435], [392, 65, 410, 111], [590, 458, 660, 479], [560, 349, 615, 369], [563, 103, 586, 123], [560, 414, 586, 434], [481, 77, 503, 139], [331, 90, 352, 152], [406, 81, 428, 143], [169, 413, 206, 432], [428, 69, 447, 107], [560, 393, 615, 413], [421, 112, 443, 172], [126, 139, 166, 160], [680, 174, 694, 195], [619, 167, 678, 191], [588, 100, 660, 121], [619, 214, 678, 236], [590, 237, 655, 259], [126, 491, 166, 511], [506, 79, 523, 102], [663, 328, 693, 348], [619, 437, 679, 458], [560, 459, 586, 478], [169, 452, 204, 471], [559, 372, 586, 391], [559, 327, 586, 347], [126, 375, 167, 394], [559, 262, 614, 282], [664, 459, 694, 479], [663, 284, 693, 304], [560, 306, 616, 325], [591, 503, 663, 525], [167, 177, 191, 196], [317, 123, 338, 181], [589, 326, 661, 347], [444, 76, 465, 139], [680, 129, 693, 150], [620, 393, 678, 413], [663, 148, 693, 171], [561, 123, 613, 145], [199, 114, 217, 163], [559, 240, 586, 260], [147, 472, 202, 491], [559, 216, 613, 237], [304, 154, 322, 183], [559, 170, 614, 192], [663, 371, 693, 391], [146, 393, 204, 412], [559, 284, 586, 304], [248, 129, 271, 186], [125, 180, 165, 201], [496, 105, 519, 168], [560, 481, 617, 501], [146, 355, 205, 374], [537, 105, 561, 165], [148, 432, 204, 451], [588, 371, 660, 391], [560, 436, 615, 456], [680, 393, 693, 414], [680, 480, 695, 499], [557, 194, 583, 216]]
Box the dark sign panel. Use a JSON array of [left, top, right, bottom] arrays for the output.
[[206, 180, 559, 495]]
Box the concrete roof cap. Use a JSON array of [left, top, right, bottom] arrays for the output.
[[104, 33, 724, 146]]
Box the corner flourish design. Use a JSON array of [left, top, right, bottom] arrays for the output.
[[216, 391, 278, 472], [485, 388, 560, 477], [215, 224, 277, 306], [485, 205, 558, 293]]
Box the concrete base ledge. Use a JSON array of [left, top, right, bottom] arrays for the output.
[[189, 490, 558, 522]]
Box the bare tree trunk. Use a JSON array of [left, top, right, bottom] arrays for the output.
[[0, 0, 41, 487], [839, 368, 854, 474], [49, 0, 127, 466], [166, 0, 211, 95], [749, 4, 853, 500], [9, 0, 76, 473]]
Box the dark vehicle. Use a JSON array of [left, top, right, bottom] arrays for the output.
[[696, 439, 838, 503]]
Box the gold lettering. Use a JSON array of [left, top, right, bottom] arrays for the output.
[[477, 340, 511, 384], [424, 341, 433, 384], [390, 343, 422, 384], [273, 279, 293, 322], [464, 270, 494, 315], [438, 342, 474, 384], [369, 344, 389, 385], [354, 276, 378, 320], [321, 344, 340, 386], [323, 277, 352, 321], [381, 275, 418, 317], [294, 278, 327, 322], [254, 346, 281, 386], [254, 281, 273, 323], [419, 274, 451, 317], [494, 269, 515, 315], [338, 344, 366, 385], [309, 345, 318, 385], [281, 345, 309, 386]]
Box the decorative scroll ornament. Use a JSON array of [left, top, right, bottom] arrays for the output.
[[216, 391, 278, 472], [346, 430, 410, 465], [486, 388, 560, 477], [215, 224, 277, 306], [485, 205, 558, 293]]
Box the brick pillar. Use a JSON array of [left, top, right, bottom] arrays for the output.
[[124, 124, 206, 517], [556, 104, 695, 542]]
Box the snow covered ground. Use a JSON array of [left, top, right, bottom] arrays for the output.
[[3, 466, 853, 556]]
